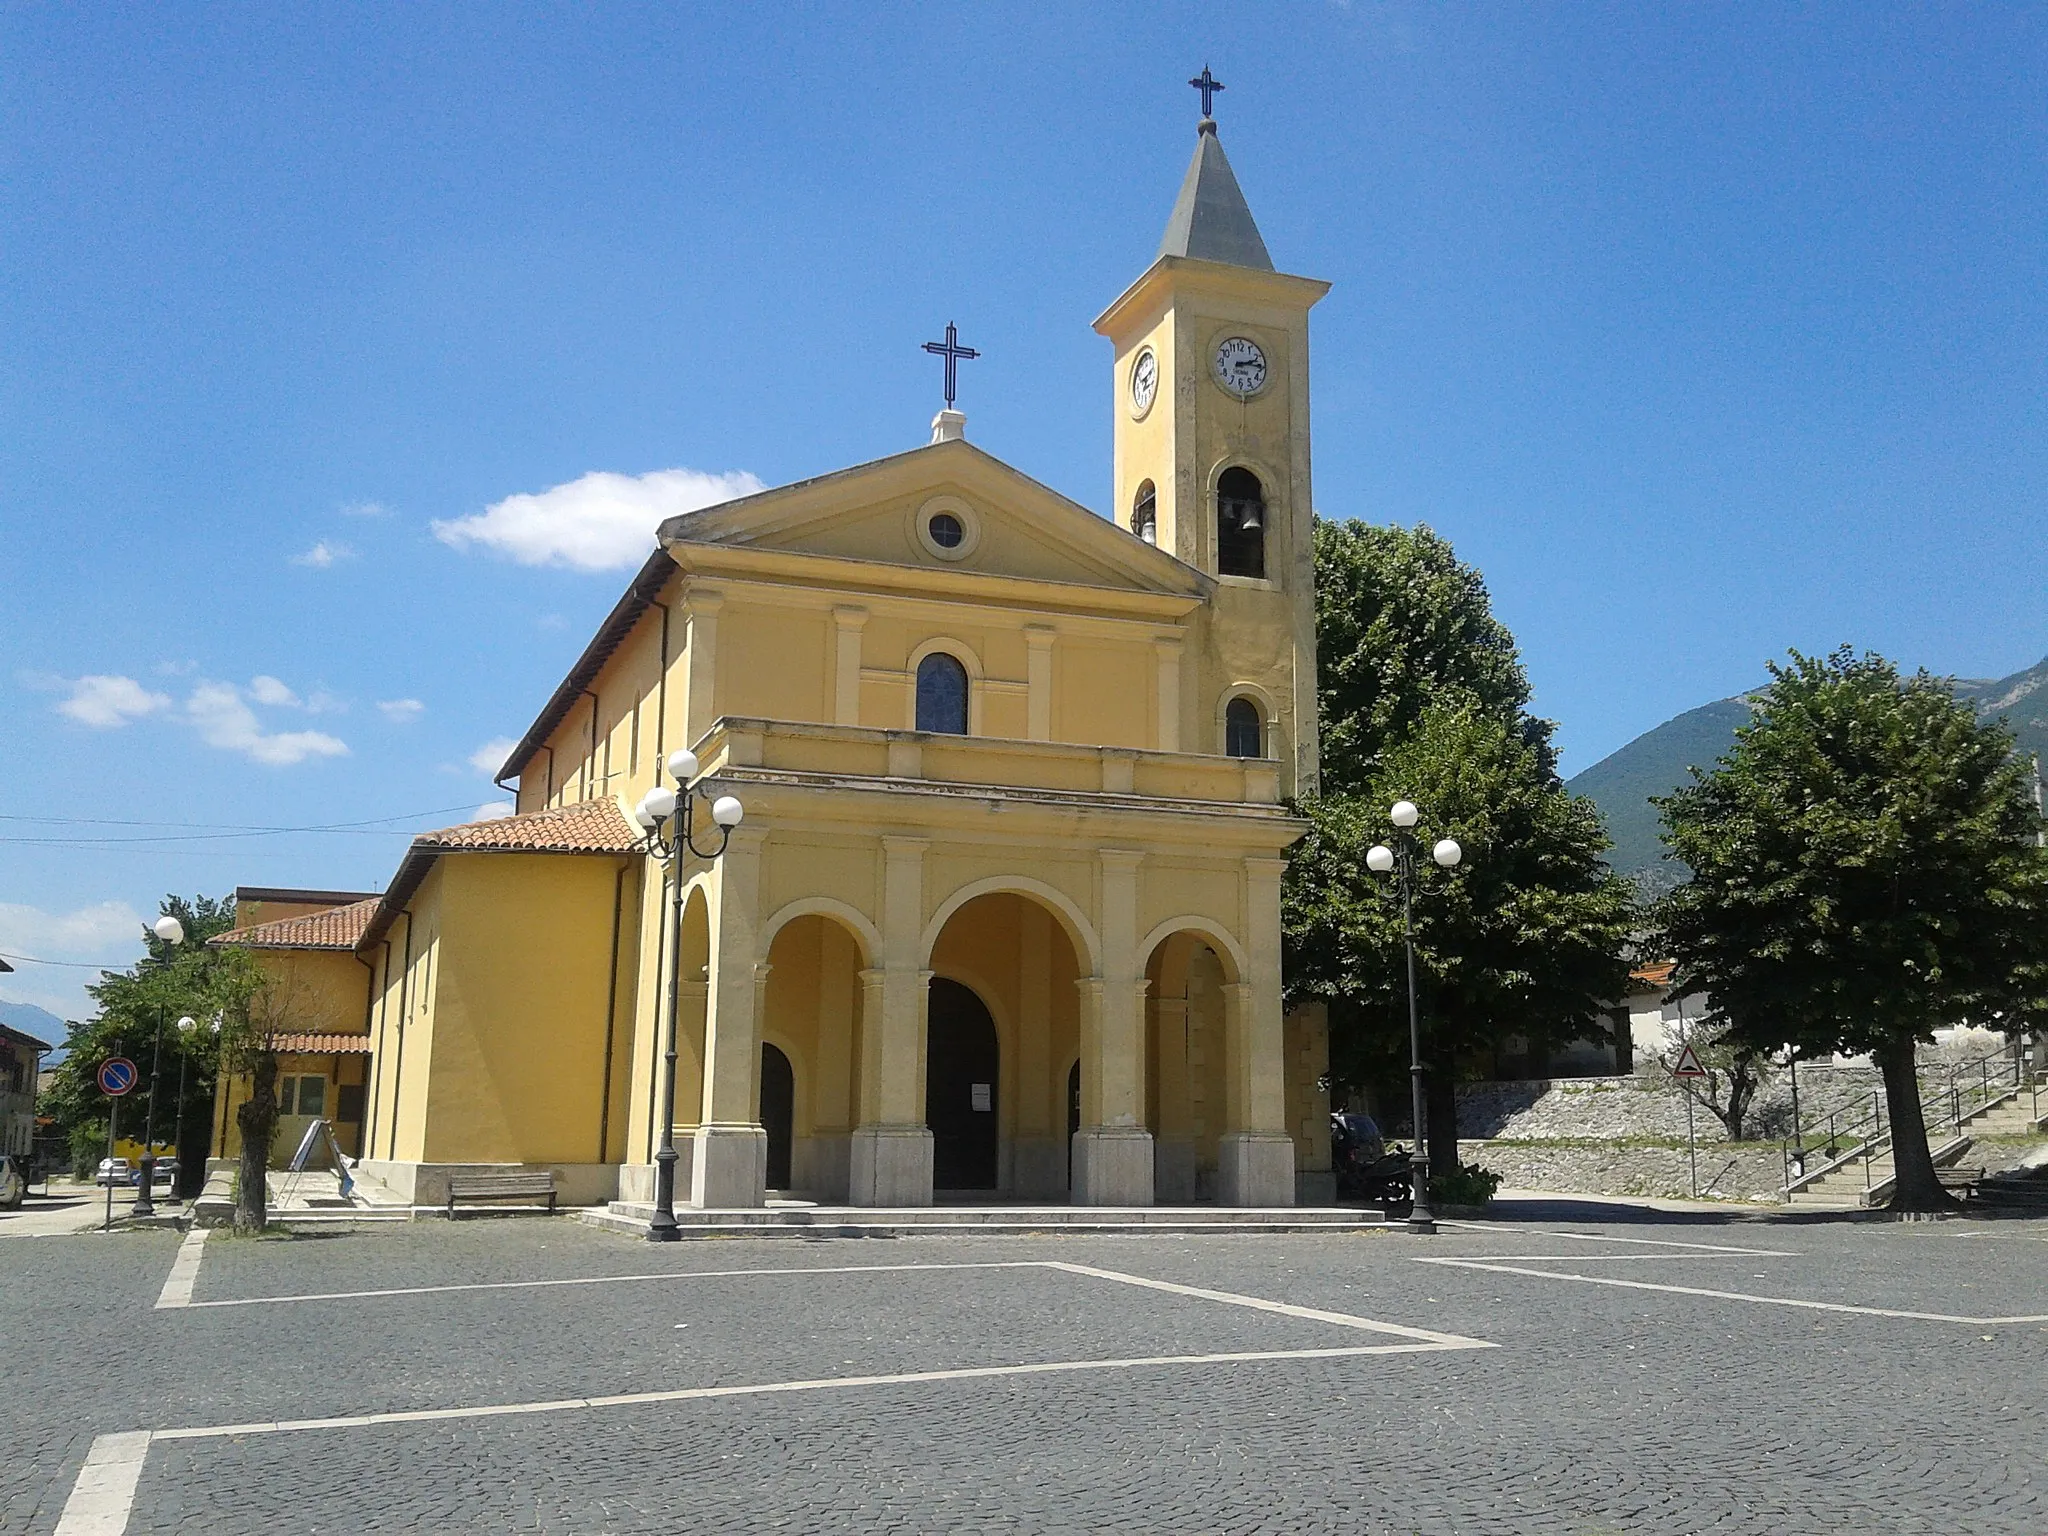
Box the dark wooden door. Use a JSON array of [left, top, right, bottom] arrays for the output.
[[1067, 1060, 1081, 1195], [760, 1043, 794, 1191], [927, 978, 999, 1190]]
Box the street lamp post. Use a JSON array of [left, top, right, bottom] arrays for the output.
[[134, 915, 185, 1218], [1367, 800, 1464, 1237], [170, 1015, 197, 1202], [631, 749, 746, 1242]]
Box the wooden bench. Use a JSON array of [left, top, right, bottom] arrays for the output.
[[1936, 1167, 1985, 1200], [445, 1170, 557, 1217]]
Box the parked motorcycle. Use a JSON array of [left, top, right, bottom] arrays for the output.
[[1330, 1111, 1416, 1220]]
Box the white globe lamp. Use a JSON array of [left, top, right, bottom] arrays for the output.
[[1389, 800, 1419, 830], [1366, 844, 1396, 873]]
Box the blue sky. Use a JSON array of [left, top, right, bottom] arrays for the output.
[[5, 6, 2045, 1021]]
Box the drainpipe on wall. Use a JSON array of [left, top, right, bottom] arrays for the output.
[[598, 860, 628, 1164]]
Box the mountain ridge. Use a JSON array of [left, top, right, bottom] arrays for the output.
[[1569, 656, 2048, 891]]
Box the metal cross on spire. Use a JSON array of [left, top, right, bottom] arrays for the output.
[[921, 321, 979, 410], [1189, 64, 1224, 119]]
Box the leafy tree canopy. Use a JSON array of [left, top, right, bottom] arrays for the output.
[[1655, 648, 2048, 1207], [1312, 519, 1533, 796]]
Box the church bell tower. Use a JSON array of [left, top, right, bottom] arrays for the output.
[[1094, 75, 1330, 793]]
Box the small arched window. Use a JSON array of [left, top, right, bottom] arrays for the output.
[[1225, 697, 1263, 759], [915, 652, 970, 735], [1131, 480, 1158, 545], [1216, 467, 1266, 579]]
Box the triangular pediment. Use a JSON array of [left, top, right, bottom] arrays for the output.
[[658, 439, 1208, 598]]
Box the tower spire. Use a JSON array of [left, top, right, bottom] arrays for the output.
[[1156, 73, 1273, 271]]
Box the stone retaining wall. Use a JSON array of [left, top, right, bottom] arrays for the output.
[[1457, 1139, 1788, 1202]]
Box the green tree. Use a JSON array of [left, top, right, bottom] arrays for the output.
[[45, 894, 237, 1190], [1656, 649, 2048, 1211], [1311, 519, 1533, 795], [1287, 701, 1637, 1175]]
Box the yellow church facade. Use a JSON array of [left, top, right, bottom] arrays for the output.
[[220, 112, 1336, 1212]]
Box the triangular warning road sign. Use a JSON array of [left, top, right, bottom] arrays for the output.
[[1671, 1042, 1708, 1079]]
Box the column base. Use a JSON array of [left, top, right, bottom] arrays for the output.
[[848, 1125, 933, 1207], [688, 1123, 767, 1209], [1072, 1127, 1155, 1206], [1217, 1132, 1296, 1208]]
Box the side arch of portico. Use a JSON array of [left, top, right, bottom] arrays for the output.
[[756, 894, 879, 1201]]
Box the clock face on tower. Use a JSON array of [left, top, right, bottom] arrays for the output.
[[1211, 335, 1268, 398], [1129, 348, 1158, 418]]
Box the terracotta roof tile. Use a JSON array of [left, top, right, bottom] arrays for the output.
[[1631, 960, 1675, 988], [268, 1032, 372, 1054], [215, 897, 380, 951], [409, 798, 639, 855]]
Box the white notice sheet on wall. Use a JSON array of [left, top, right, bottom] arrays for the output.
[[971, 1083, 992, 1111]]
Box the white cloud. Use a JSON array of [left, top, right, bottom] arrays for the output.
[[338, 500, 391, 518], [434, 467, 764, 572], [248, 675, 300, 707], [290, 540, 355, 568], [469, 802, 516, 823], [186, 681, 348, 767], [0, 899, 148, 1018], [468, 737, 519, 777], [56, 675, 171, 729], [378, 698, 426, 723]]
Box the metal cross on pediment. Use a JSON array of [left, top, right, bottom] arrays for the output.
[[922, 321, 979, 410], [1189, 64, 1224, 119]]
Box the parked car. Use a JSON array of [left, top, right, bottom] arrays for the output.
[[134, 1158, 177, 1187], [0, 1153, 25, 1210], [95, 1157, 132, 1186]]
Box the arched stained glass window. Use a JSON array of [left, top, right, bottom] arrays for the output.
[[915, 652, 970, 735], [1225, 697, 1263, 759]]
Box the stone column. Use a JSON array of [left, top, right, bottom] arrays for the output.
[[848, 837, 935, 1205], [1010, 900, 1059, 1197], [690, 828, 767, 1209], [682, 588, 724, 750], [1153, 636, 1183, 753], [1218, 856, 1295, 1207], [1024, 626, 1055, 741], [831, 606, 866, 726], [1072, 849, 1154, 1205]]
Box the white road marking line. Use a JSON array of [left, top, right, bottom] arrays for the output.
[[1431, 1252, 1797, 1263], [1437, 1223, 1787, 1255], [1414, 1256, 2048, 1326], [147, 1340, 1480, 1445], [1045, 1260, 1495, 1350], [154, 1227, 208, 1310], [179, 1258, 1045, 1310], [52, 1431, 151, 1535]]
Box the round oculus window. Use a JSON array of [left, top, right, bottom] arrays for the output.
[[927, 511, 965, 549]]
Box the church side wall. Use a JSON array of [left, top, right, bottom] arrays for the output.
[[419, 853, 629, 1168]]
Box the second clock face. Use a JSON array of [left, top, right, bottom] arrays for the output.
[[1212, 335, 1268, 397], [1130, 348, 1159, 417]]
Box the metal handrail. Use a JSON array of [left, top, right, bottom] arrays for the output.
[[1781, 1037, 2035, 1194]]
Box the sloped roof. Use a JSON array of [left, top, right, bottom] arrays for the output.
[[410, 799, 639, 854], [357, 800, 640, 953], [214, 898, 380, 952], [1157, 122, 1273, 271], [268, 1032, 373, 1055]]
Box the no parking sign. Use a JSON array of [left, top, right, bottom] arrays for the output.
[[97, 1057, 138, 1096]]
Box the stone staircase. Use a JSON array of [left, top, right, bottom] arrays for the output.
[[581, 1200, 1385, 1240], [1785, 1080, 2044, 1208]]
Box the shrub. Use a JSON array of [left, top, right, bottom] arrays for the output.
[[1431, 1163, 1503, 1208]]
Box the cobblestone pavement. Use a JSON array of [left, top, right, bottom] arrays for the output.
[[8, 1208, 2045, 1535]]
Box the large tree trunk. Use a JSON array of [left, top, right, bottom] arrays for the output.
[[234, 1052, 278, 1233], [1877, 1036, 1951, 1212]]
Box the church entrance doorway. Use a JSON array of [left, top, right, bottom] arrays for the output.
[[760, 1043, 794, 1191], [926, 978, 998, 1191], [1066, 1060, 1081, 1195]]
